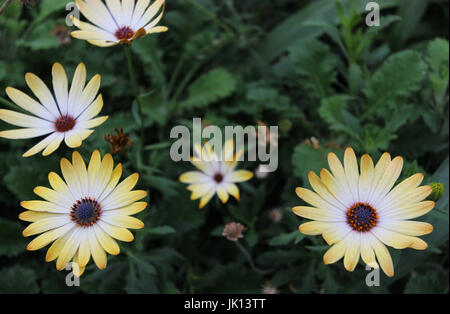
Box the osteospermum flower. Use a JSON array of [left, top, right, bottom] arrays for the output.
[[19, 150, 147, 276], [293, 147, 435, 277], [0, 63, 108, 157], [71, 0, 168, 47], [179, 140, 254, 208]]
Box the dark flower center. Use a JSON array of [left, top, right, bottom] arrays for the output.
[[115, 26, 134, 40], [70, 197, 102, 227], [55, 115, 76, 132], [213, 173, 224, 183], [346, 202, 378, 232]]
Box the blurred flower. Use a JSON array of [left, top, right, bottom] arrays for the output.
[[262, 283, 279, 294], [257, 121, 278, 152], [53, 25, 72, 45], [70, 0, 168, 47], [293, 147, 435, 277], [19, 150, 147, 277], [428, 182, 444, 201], [20, 0, 36, 7], [104, 128, 135, 154], [179, 140, 253, 208], [302, 136, 320, 149], [269, 207, 283, 223], [255, 164, 270, 179], [0, 63, 108, 157], [222, 222, 246, 242]]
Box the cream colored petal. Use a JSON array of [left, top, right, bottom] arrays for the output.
[[373, 227, 428, 250], [67, 63, 86, 117], [97, 164, 122, 202], [360, 233, 378, 269], [71, 15, 116, 41], [106, 202, 147, 215], [295, 187, 344, 214], [343, 232, 361, 272], [224, 183, 240, 201], [42, 132, 64, 156], [320, 168, 354, 208], [382, 201, 435, 220], [60, 157, 82, 199], [52, 63, 69, 115], [26, 223, 73, 251], [5, 87, 54, 121], [368, 156, 403, 207], [45, 228, 73, 262], [102, 190, 148, 210], [21, 200, 69, 213], [72, 151, 89, 196], [91, 153, 114, 199], [77, 94, 103, 122], [101, 214, 144, 229], [131, 0, 150, 28], [146, 26, 168, 34], [88, 150, 102, 195], [121, 0, 135, 26], [33, 186, 72, 208], [87, 227, 107, 270], [298, 221, 331, 235], [292, 206, 344, 222], [0, 128, 52, 139], [379, 220, 433, 236], [322, 222, 350, 245], [199, 188, 215, 208], [0, 109, 54, 128], [343, 147, 360, 202], [25, 73, 60, 118], [179, 171, 210, 183], [86, 39, 118, 47], [369, 234, 394, 277], [56, 227, 82, 270], [308, 171, 346, 211], [323, 234, 350, 264], [75, 0, 116, 33], [137, 0, 164, 29], [105, 0, 124, 26], [71, 30, 111, 41], [48, 171, 76, 202], [365, 152, 391, 205], [359, 154, 374, 203], [227, 170, 253, 183], [77, 116, 109, 129], [93, 225, 120, 255], [22, 132, 57, 158], [78, 231, 91, 267], [97, 220, 134, 242], [188, 182, 214, 200], [216, 186, 229, 203], [74, 74, 101, 118], [19, 211, 64, 222]]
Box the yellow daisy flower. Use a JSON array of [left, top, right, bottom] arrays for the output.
[[0, 62, 108, 157], [19, 150, 147, 277], [293, 147, 435, 277], [71, 0, 168, 47], [179, 140, 254, 208]]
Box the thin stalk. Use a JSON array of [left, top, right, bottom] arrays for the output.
[[0, 0, 14, 15], [123, 45, 145, 144], [186, 0, 233, 35], [234, 240, 273, 275]]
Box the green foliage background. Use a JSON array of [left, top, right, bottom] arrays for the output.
[[0, 0, 448, 294]]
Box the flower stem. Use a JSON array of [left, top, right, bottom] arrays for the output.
[[234, 240, 273, 275], [123, 45, 145, 144], [0, 0, 15, 15], [186, 0, 233, 35]]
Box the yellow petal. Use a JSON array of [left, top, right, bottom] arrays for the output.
[[228, 170, 253, 182], [94, 226, 120, 255], [98, 221, 134, 242], [88, 228, 107, 270], [179, 171, 209, 183]]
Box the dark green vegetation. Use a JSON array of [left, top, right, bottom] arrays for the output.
[[0, 0, 448, 293]]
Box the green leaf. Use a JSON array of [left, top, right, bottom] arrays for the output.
[[144, 225, 176, 235], [268, 231, 305, 246], [0, 266, 39, 293], [319, 95, 361, 139], [0, 219, 27, 258], [182, 68, 237, 108]]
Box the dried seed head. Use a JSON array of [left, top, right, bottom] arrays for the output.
[[104, 128, 135, 154], [53, 25, 72, 45], [222, 222, 246, 242], [269, 208, 283, 223]]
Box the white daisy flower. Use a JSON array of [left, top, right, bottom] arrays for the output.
[[293, 147, 435, 277], [179, 140, 254, 208], [71, 0, 168, 47], [19, 150, 147, 277], [0, 62, 108, 157]]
